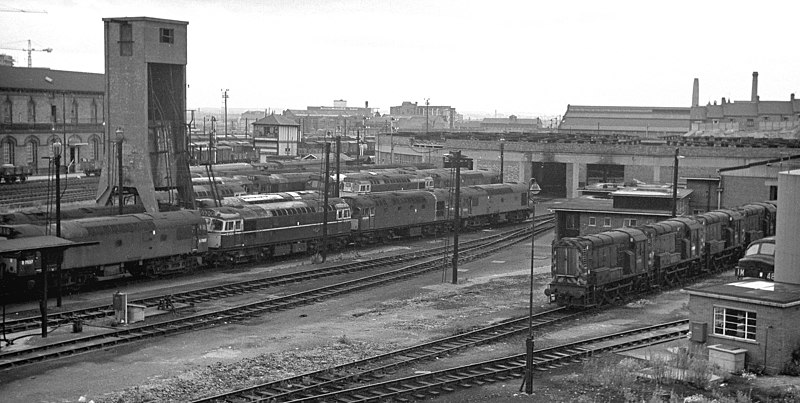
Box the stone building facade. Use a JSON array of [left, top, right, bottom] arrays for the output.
[[0, 66, 105, 174]]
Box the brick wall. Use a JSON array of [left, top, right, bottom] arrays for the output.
[[689, 294, 800, 374]]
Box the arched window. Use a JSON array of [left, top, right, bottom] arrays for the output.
[[90, 136, 100, 160], [70, 98, 79, 124], [2, 98, 11, 124], [27, 138, 39, 174], [27, 98, 36, 123], [1, 137, 16, 165], [90, 100, 98, 124]]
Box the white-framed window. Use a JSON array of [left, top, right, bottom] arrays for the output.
[[603, 217, 611, 227], [713, 306, 757, 341], [623, 218, 638, 227], [588, 217, 596, 227]]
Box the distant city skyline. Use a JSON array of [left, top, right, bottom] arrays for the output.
[[1, 0, 797, 118]]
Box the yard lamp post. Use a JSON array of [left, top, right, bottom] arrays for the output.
[[523, 176, 541, 394], [116, 128, 124, 215], [499, 138, 505, 183], [52, 140, 62, 308]]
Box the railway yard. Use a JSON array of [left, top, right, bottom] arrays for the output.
[[1, 198, 798, 403]]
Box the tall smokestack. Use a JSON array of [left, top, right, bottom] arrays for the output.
[[751, 72, 759, 102], [692, 78, 699, 107]]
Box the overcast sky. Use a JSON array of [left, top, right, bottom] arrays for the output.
[[1, 0, 798, 118]]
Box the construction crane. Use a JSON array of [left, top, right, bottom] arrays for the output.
[[0, 39, 52, 67], [0, 6, 47, 13]]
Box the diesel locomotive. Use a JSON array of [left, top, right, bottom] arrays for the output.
[[546, 201, 777, 307], [0, 182, 532, 293]]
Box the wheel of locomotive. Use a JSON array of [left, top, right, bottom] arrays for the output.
[[125, 261, 145, 278]]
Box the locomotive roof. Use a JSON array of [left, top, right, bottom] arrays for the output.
[[346, 190, 434, 204], [687, 280, 800, 307], [465, 182, 528, 194]]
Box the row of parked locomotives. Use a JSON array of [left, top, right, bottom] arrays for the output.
[[0, 211, 208, 293], [200, 182, 530, 264], [0, 182, 531, 293], [546, 201, 777, 308]]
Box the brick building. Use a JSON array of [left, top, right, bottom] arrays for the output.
[[687, 280, 800, 374], [717, 155, 800, 208], [389, 101, 459, 131], [551, 187, 692, 240], [0, 66, 105, 174], [283, 100, 373, 138], [689, 72, 800, 134]]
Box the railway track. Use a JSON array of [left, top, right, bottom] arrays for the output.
[[205, 320, 688, 403], [3, 215, 553, 334], [0, 218, 554, 370], [191, 307, 580, 403], [1, 176, 99, 209]]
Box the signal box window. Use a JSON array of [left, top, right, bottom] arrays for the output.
[[160, 28, 174, 44]]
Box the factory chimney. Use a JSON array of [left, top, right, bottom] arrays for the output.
[[751, 72, 759, 102], [775, 170, 800, 285], [692, 78, 699, 107]]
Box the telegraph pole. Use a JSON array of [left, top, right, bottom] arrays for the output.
[[321, 142, 331, 263], [335, 136, 341, 197], [222, 89, 229, 139], [425, 98, 430, 134], [452, 150, 461, 284]]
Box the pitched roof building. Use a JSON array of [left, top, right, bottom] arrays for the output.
[[559, 105, 690, 138], [252, 114, 301, 161]]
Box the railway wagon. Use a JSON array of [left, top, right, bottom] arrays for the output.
[[547, 201, 776, 307], [0, 164, 31, 184], [0, 210, 207, 289], [200, 198, 352, 263]]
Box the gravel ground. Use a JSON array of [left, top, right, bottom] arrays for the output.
[[2, 208, 799, 402]]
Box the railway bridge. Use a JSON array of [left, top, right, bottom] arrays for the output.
[[377, 135, 794, 198]]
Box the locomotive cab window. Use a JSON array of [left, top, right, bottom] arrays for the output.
[[209, 219, 223, 231]]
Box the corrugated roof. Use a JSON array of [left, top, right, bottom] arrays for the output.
[[0, 66, 104, 93]]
